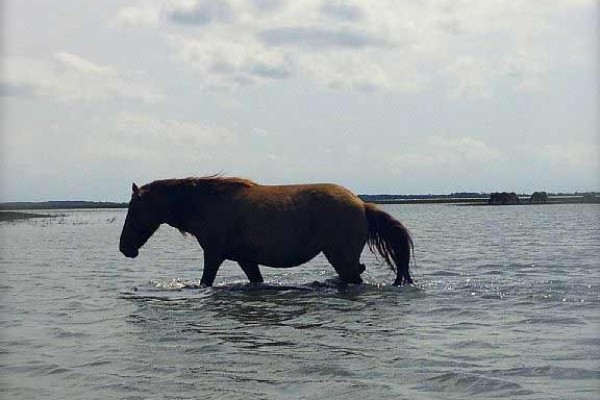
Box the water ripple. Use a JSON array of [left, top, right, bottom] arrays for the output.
[[1, 205, 599, 399]]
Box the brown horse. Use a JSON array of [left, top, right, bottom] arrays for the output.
[[119, 176, 414, 286]]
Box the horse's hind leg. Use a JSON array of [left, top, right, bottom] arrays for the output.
[[359, 263, 366, 274], [238, 262, 264, 284]]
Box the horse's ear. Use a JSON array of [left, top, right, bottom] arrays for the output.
[[132, 183, 140, 197]]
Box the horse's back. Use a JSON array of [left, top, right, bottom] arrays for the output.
[[252, 182, 360, 201], [245, 183, 364, 216]]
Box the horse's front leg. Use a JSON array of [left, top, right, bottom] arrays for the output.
[[238, 262, 264, 284], [200, 250, 224, 287]]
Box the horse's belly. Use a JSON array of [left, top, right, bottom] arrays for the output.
[[238, 216, 322, 267], [225, 236, 320, 268], [256, 247, 321, 268]]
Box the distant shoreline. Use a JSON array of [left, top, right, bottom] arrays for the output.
[[0, 201, 128, 211], [0, 211, 60, 222], [0, 195, 597, 211], [367, 196, 598, 205]]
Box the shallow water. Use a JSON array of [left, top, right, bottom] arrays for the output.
[[1, 204, 598, 399]]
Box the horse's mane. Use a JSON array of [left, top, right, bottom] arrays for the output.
[[142, 175, 257, 196], [136, 176, 255, 234]]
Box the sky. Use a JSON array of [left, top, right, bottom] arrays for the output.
[[1, 0, 598, 201]]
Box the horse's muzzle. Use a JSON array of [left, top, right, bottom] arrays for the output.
[[120, 246, 139, 258]]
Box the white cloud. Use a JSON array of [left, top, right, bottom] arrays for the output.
[[112, 0, 240, 28], [114, 111, 236, 147], [111, 0, 594, 96], [1, 52, 162, 103], [392, 137, 505, 169], [444, 56, 492, 99], [320, 2, 365, 23], [535, 143, 598, 170], [81, 112, 238, 178], [167, 0, 234, 25], [54, 52, 115, 75], [114, 4, 161, 27], [257, 26, 390, 49], [165, 33, 292, 89]]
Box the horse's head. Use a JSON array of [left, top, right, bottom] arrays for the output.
[[119, 183, 161, 258]]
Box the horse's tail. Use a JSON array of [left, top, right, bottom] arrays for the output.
[[364, 203, 414, 286]]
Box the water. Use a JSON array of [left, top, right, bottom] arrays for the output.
[[1, 204, 598, 399]]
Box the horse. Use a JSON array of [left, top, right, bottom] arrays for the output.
[[119, 176, 414, 287]]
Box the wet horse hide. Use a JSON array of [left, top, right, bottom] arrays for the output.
[[119, 176, 414, 286]]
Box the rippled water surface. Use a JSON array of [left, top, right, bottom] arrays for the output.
[[1, 204, 599, 399]]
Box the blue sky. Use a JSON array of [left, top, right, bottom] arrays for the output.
[[1, 0, 598, 201]]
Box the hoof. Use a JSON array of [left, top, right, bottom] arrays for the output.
[[341, 276, 363, 285], [393, 276, 414, 286]]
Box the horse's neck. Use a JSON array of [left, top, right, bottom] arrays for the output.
[[162, 189, 211, 234], [160, 182, 244, 231]]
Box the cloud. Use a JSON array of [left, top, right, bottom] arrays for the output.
[[2, 53, 162, 103], [83, 112, 237, 173], [112, 0, 596, 96], [114, 111, 236, 147], [252, 0, 286, 13], [258, 26, 389, 49], [535, 143, 598, 169], [165, 34, 292, 89], [167, 0, 234, 25], [54, 52, 115, 75], [444, 56, 492, 99], [393, 137, 505, 168], [295, 50, 424, 92], [320, 2, 365, 22], [114, 4, 161, 27], [0, 82, 37, 98], [113, 0, 238, 28]]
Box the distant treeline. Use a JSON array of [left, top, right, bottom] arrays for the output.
[[361, 192, 599, 205], [360, 192, 599, 201], [359, 192, 489, 202]]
